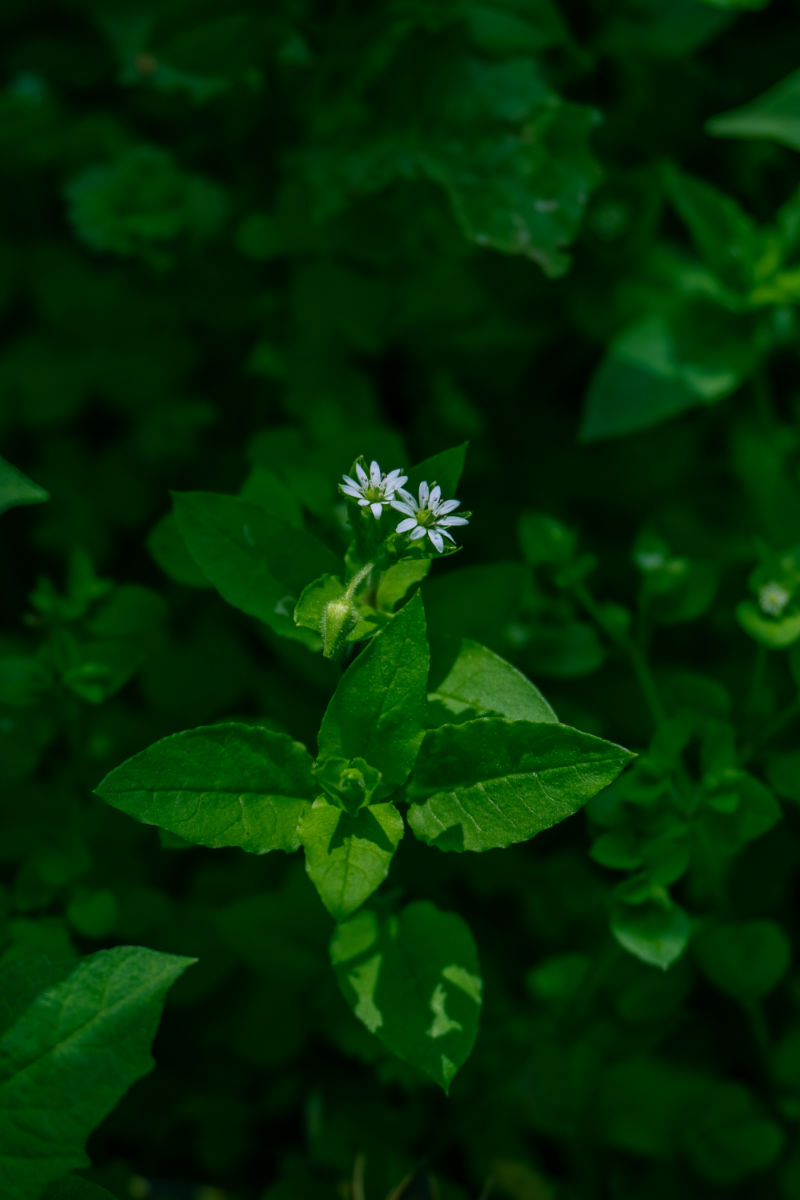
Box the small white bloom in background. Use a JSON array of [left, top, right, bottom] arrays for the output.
[[392, 481, 469, 553], [759, 581, 791, 617], [340, 460, 408, 519]]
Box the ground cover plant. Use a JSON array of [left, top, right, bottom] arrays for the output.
[[4, 0, 800, 1197]]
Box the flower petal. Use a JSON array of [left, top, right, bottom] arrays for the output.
[[428, 529, 444, 553], [396, 517, 417, 533], [437, 498, 460, 515], [355, 462, 368, 485], [441, 530, 456, 543], [370, 460, 382, 485], [357, 498, 371, 507], [391, 498, 417, 517], [418, 481, 430, 507], [340, 483, 363, 499], [370, 502, 383, 519], [439, 515, 469, 527], [429, 485, 441, 508], [410, 525, 427, 540]]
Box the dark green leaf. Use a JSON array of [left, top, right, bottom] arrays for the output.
[[300, 797, 404, 920], [96, 722, 314, 853], [694, 920, 791, 998], [330, 901, 482, 1091], [611, 899, 691, 970], [0, 947, 192, 1200], [0, 455, 49, 515], [407, 718, 634, 851], [318, 593, 429, 790]]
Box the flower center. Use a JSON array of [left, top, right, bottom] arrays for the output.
[[365, 484, 385, 503]]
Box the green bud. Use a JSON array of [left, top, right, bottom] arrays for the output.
[[321, 596, 358, 659]]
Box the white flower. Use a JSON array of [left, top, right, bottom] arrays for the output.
[[340, 460, 408, 519], [391, 481, 469, 553], [759, 581, 791, 617]]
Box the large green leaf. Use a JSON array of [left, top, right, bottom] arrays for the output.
[[429, 638, 558, 723], [0, 455, 49, 516], [172, 491, 339, 644], [317, 593, 429, 790], [0, 947, 192, 1200], [330, 901, 482, 1092], [96, 723, 314, 853], [407, 718, 634, 851], [707, 68, 800, 152], [300, 797, 404, 920]]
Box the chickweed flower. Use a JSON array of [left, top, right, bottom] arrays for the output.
[[759, 581, 791, 617], [392, 481, 469, 553], [340, 460, 408, 519]]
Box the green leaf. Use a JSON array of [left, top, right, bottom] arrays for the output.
[[403, 443, 469, 503], [330, 901, 482, 1092], [0, 946, 192, 1200], [300, 797, 404, 920], [96, 722, 314, 853], [694, 920, 791, 999], [146, 512, 210, 588], [736, 599, 800, 648], [375, 559, 431, 612], [707, 68, 800, 152], [240, 465, 303, 529], [611, 899, 692, 970], [429, 638, 558, 723], [663, 164, 761, 293], [407, 718, 634, 851], [684, 1082, 784, 1185], [318, 593, 429, 790], [173, 491, 339, 644], [0, 455, 49, 515]]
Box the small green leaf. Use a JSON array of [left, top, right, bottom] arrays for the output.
[[407, 718, 634, 851], [300, 797, 404, 920], [611, 899, 691, 970], [318, 593, 429, 790], [330, 901, 482, 1092], [173, 491, 339, 644], [429, 638, 558, 723], [736, 599, 800, 648], [707, 68, 800, 152], [694, 920, 791, 999], [663, 163, 761, 293], [0, 455, 49, 515], [0, 946, 192, 1200], [96, 723, 314, 853]]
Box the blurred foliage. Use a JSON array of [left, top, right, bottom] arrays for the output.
[[6, 0, 800, 1197]]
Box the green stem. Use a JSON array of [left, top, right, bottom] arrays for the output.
[[345, 562, 374, 603]]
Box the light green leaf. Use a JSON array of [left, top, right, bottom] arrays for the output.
[[300, 797, 404, 920], [0, 946, 192, 1200], [407, 718, 634, 851], [293, 574, 349, 650], [0, 455, 49, 516], [707, 68, 800, 152], [694, 920, 791, 999], [429, 638, 558, 723], [96, 722, 314, 853], [318, 593, 429, 790], [376, 559, 431, 612], [330, 901, 482, 1092], [611, 899, 691, 970], [736, 599, 800, 648], [172, 491, 339, 644]]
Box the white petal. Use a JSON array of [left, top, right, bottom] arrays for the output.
[[410, 525, 427, 540], [396, 517, 417, 533], [428, 529, 444, 553], [391, 498, 417, 517], [441, 530, 456, 543], [439, 515, 468, 527], [357, 498, 371, 507], [418, 481, 429, 506], [429, 485, 441, 508], [370, 502, 383, 519], [370, 460, 381, 485], [355, 462, 368, 485], [341, 483, 363, 499], [394, 487, 415, 506], [438, 498, 460, 515]]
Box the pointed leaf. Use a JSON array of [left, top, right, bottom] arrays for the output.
[[96, 723, 314, 853], [330, 901, 482, 1092], [0, 947, 192, 1200], [318, 593, 429, 790], [429, 638, 558, 723], [173, 491, 339, 643], [0, 455, 49, 515], [707, 68, 800, 152], [407, 718, 634, 851], [300, 797, 404, 920]]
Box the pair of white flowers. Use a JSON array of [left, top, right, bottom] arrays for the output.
[[340, 459, 468, 554]]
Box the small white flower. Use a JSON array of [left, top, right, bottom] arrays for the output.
[[340, 460, 408, 519], [759, 581, 791, 617], [391, 481, 469, 553]]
